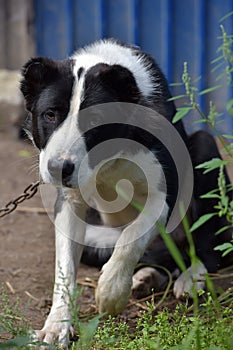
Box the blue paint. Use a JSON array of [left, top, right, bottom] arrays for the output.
[[34, 0, 74, 59]]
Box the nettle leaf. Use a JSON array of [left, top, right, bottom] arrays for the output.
[[190, 213, 216, 232], [78, 314, 102, 349], [215, 225, 230, 235], [222, 248, 233, 257], [214, 242, 233, 252], [196, 158, 228, 173], [223, 134, 233, 139], [0, 336, 31, 348], [172, 107, 193, 123], [200, 193, 220, 199], [194, 118, 208, 124], [193, 75, 202, 83], [215, 72, 227, 81], [211, 55, 224, 64], [169, 82, 183, 86], [221, 196, 229, 206], [226, 98, 233, 116], [211, 61, 225, 73], [199, 85, 222, 95], [216, 243, 232, 251], [219, 11, 233, 22], [167, 94, 187, 102], [158, 224, 186, 272]]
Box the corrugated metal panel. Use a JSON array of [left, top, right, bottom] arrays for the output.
[[34, 0, 233, 134], [34, 0, 74, 59], [73, 0, 105, 47]]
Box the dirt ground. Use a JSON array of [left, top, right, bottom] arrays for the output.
[[0, 127, 233, 340]]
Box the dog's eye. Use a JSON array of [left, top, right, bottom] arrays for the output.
[[44, 110, 56, 123]]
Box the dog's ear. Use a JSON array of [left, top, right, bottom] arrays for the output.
[[101, 64, 141, 102], [20, 57, 58, 111], [88, 63, 141, 103]]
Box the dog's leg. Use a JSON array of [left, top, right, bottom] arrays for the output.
[[34, 198, 87, 347], [95, 191, 168, 315]]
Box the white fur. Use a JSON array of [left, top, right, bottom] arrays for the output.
[[69, 69, 85, 117], [33, 200, 86, 347], [85, 224, 121, 248]]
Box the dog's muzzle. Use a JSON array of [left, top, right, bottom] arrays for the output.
[[47, 158, 75, 187]]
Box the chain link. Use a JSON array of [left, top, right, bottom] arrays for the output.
[[0, 181, 41, 218]]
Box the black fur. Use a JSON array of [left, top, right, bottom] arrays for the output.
[[20, 58, 74, 149]]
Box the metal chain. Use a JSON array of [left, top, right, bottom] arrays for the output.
[[0, 181, 41, 218]]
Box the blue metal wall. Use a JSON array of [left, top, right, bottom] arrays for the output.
[[34, 0, 233, 134]]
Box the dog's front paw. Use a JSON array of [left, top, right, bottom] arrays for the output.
[[95, 263, 132, 315], [173, 261, 207, 298], [31, 308, 72, 349]]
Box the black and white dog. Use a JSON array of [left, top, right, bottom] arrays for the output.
[[20, 39, 231, 346]]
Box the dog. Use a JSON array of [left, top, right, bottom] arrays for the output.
[[20, 39, 232, 347]]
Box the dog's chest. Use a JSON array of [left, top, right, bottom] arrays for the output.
[[91, 155, 154, 226], [65, 151, 162, 227]]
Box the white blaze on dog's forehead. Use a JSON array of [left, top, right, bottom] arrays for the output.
[[72, 53, 106, 74], [68, 73, 84, 118], [69, 53, 106, 120], [72, 40, 157, 98]]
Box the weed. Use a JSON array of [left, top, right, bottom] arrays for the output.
[[0, 284, 29, 338], [171, 20, 233, 258], [92, 299, 233, 349]]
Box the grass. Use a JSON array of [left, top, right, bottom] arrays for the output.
[[94, 300, 233, 350], [0, 282, 233, 349]]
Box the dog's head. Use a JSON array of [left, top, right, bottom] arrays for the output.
[[20, 56, 143, 188]]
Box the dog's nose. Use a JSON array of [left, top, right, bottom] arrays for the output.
[[48, 159, 75, 183], [62, 159, 75, 180]]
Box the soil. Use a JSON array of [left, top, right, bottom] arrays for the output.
[[0, 128, 232, 341]]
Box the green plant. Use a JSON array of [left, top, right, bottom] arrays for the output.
[[0, 285, 29, 338], [0, 285, 33, 349], [170, 21, 233, 257], [92, 298, 233, 350], [51, 266, 103, 350]]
